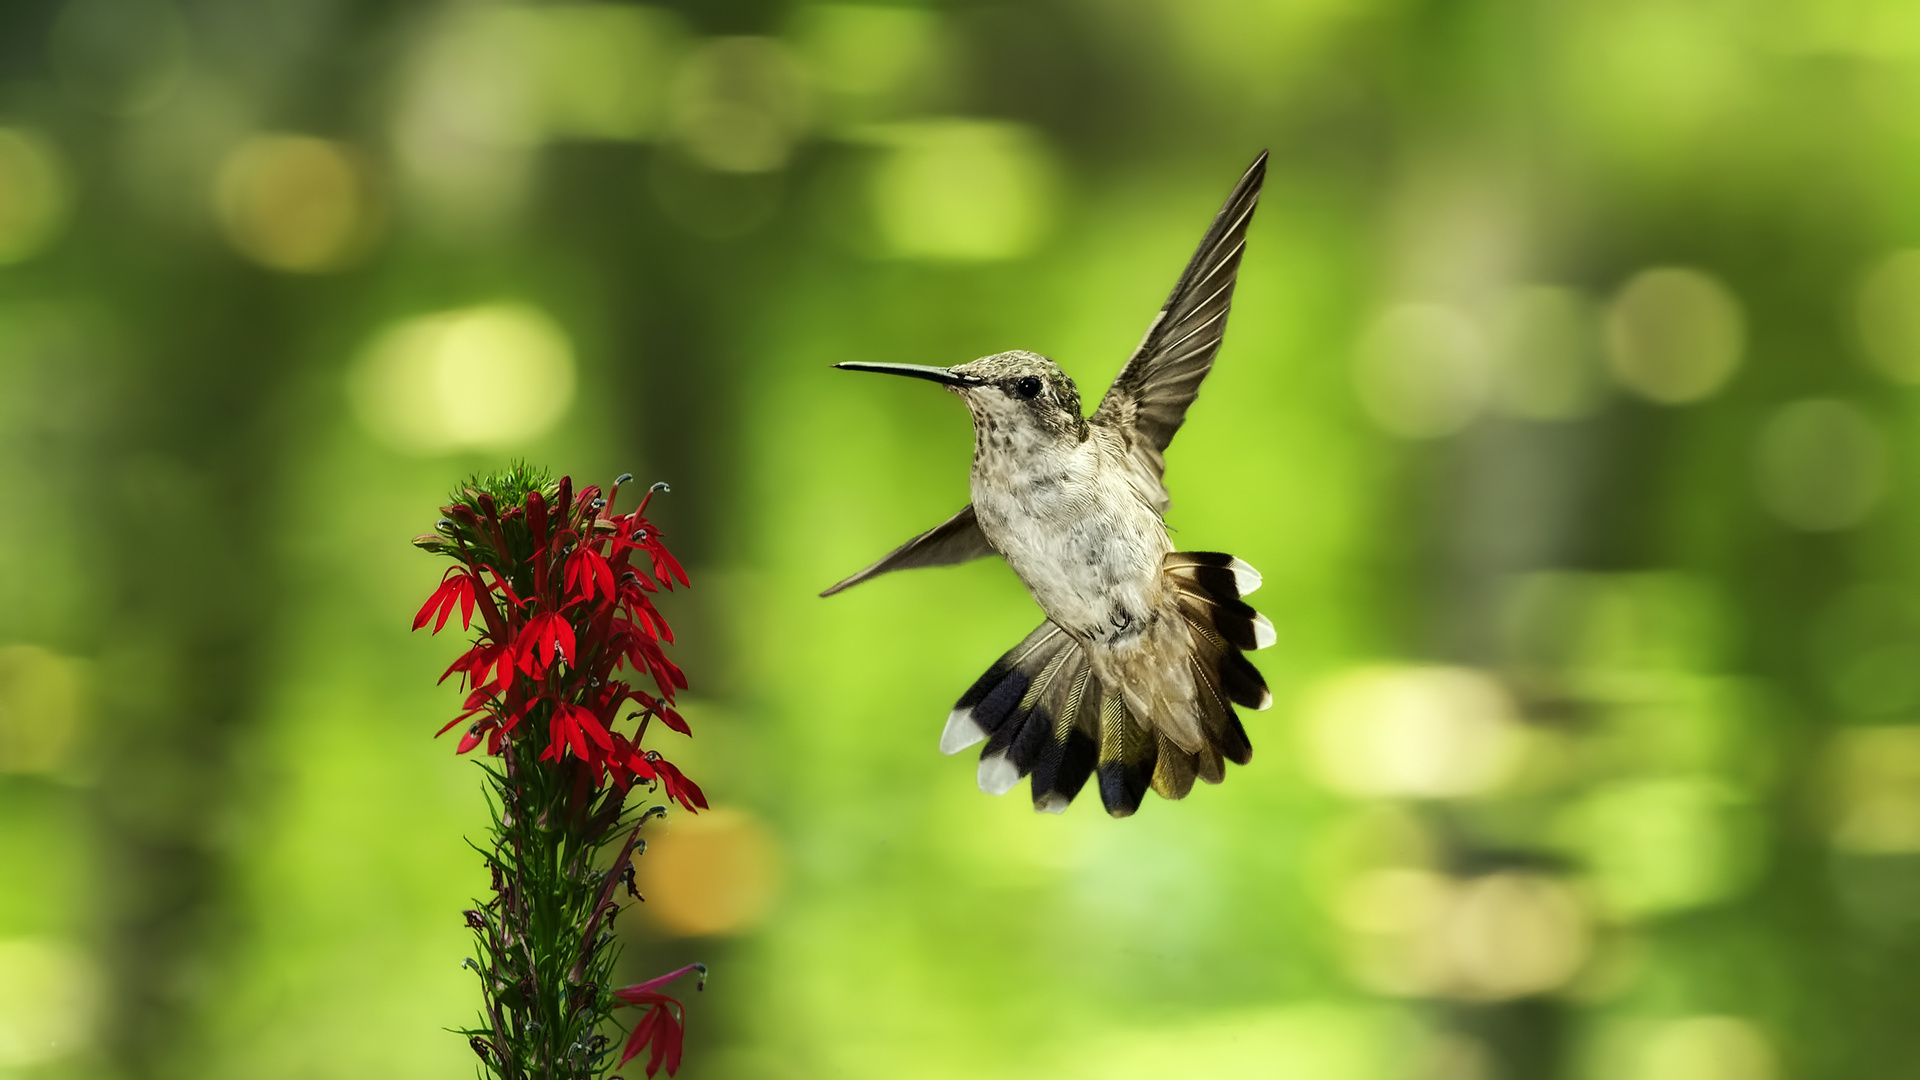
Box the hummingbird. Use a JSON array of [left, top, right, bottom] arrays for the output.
[[823, 151, 1273, 818]]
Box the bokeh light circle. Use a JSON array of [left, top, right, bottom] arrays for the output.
[[1856, 249, 1920, 383], [0, 130, 70, 266], [870, 120, 1059, 262], [348, 303, 577, 455], [633, 806, 782, 937], [214, 135, 378, 273], [0, 938, 96, 1067], [1353, 303, 1491, 438], [1751, 398, 1886, 533], [1604, 267, 1745, 405], [1304, 665, 1523, 799]]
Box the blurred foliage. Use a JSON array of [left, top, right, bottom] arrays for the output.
[[2, 1, 1920, 1079]]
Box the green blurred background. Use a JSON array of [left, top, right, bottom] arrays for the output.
[[3, 0, 1920, 1077]]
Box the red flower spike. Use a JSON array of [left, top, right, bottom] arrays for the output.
[[414, 470, 705, 807]]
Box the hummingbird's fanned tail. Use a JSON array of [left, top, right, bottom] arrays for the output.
[[935, 550, 1272, 819]]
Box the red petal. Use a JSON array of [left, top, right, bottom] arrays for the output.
[[565, 713, 589, 762], [617, 1007, 662, 1068], [594, 554, 615, 602], [436, 708, 481, 737], [573, 706, 614, 751], [616, 964, 704, 999], [414, 578, 455, 631]]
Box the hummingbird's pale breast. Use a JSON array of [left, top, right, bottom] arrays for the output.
[[966, 423, 1168, 648]]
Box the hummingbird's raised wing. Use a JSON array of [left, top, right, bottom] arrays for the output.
[[1092, 151, 1267, 488], [819, 503, 996, 597]]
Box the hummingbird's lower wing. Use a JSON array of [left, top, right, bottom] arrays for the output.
[[819, 503, 996, 597]]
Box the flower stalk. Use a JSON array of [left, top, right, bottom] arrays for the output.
[[414, 465, 705, 1079]]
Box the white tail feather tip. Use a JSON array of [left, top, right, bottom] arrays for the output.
[[978, 752, 1021, 795], [1230, 557, 1262, 597], [1035, 793, 1069, 814], [1252, 612, 1277, 650], [940, 709, 987, 754]]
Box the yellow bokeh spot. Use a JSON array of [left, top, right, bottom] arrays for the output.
[[870, 119, 1059, 262], [0, 938, 96, 1067], [1353, 302, 1491, 438], [1640, 1017, 1777, 1080], [1856, 249, 1920, 383], [0, 645, 85, 775], [1303, 665, 1523, 799], [0, 129, 69, 266], [348, 303, 576, 455], [633, 806, 781, 937], [1604, 267, 1745, 405], [1335, 869, 1589, 1001], [215, 135, 378, 273], [1828, 726, 1920, 854]]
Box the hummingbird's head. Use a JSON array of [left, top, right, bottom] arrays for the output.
[[947, 351, 1086, 442], [833, 350, 1087, 443]]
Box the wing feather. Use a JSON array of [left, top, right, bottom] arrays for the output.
[[820, 503, 996, 597], [1092, 152, 1268, 482]]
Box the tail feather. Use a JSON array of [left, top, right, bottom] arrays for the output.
[[1095, 690, 1156, 818], [940, 551, 1270, 817], [1028, 664, 1098, 813], [1172, 580, 1275, 653], [1165, 551, 1262, 596], [1188, 654, 1252, 767], [1151, 731, 1199, 799], [941, 622, 1063, 754], [1170, 550, 1274, 713]]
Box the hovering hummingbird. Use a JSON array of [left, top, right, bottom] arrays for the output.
[[823, 151, 1273, 818]]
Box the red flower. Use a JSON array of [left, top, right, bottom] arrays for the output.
[[414, 569, 477, 633], [413, 473, 704, 806], [542, 701, 615, 764], [564, 545, 615, 605], [516, 611, 576, 675], [644, 751, 708, 812], [614, 963, 706, 1076]]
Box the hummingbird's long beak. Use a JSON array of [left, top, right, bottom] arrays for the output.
[[834, 362, 981, 388]]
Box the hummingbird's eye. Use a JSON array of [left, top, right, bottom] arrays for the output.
[[1013, 376, 1043, 400]]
